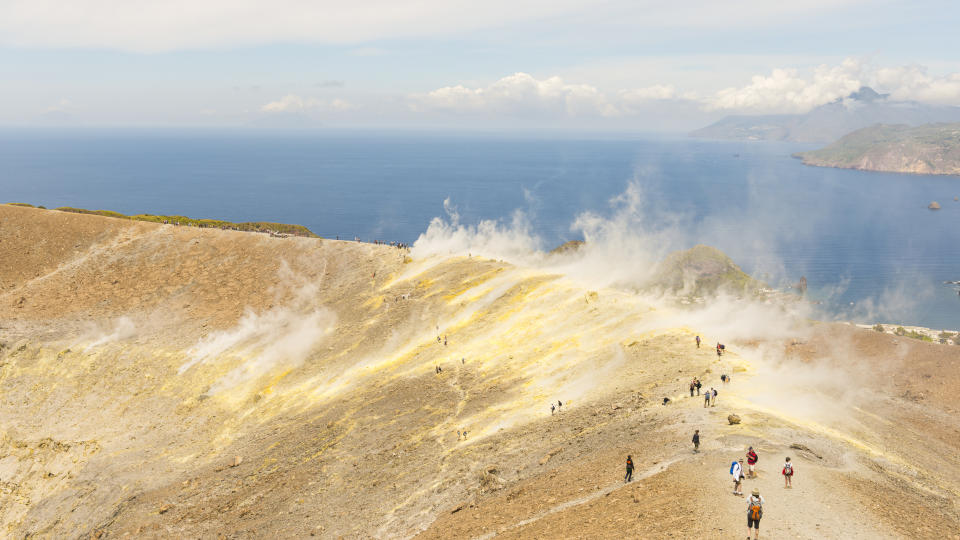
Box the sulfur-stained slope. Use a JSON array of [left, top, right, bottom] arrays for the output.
[[0, 204, 958, 539]]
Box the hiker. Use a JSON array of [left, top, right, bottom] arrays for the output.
[[746, 488, 764, 539], [782, 457, 794, 488], [731, 459, 744, 496], [716, 343, 722, 358], [712, 387, 718, 407], [704, 390, 711, 408], [551, 404, 555, 415], [437, 336, 441, 343], [444, 336, 447, 346], [625, 455, 634, 482], [457, 430, 462, 441], [721, 374, 727, 384], [746, 447, 758, 478], [662, 397, 671, 405], [695, 335, 701, 348], [692, 430, 700, 453], [689, 380, 696, 397], [461, 357, 465, 364], [557, 400, 562, 410], [462, 429, 467, 439], [696, 379, 702, 396]]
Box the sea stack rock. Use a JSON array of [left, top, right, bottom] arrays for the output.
[[928, 201, 941, 210]]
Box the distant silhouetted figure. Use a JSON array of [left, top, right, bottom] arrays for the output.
[[695, 335, 701, 348], [692, 430, 700, 453], [557, 400, 562, 410], [551, 404, 555, 415], [625, 455, 634, 482]]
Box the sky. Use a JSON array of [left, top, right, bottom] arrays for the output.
[[2, 0, 959, 131]]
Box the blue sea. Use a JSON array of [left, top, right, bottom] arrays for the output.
[[1, 128, 958, 329]]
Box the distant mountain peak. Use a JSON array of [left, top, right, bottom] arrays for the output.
[[847, 86, 888, 102]]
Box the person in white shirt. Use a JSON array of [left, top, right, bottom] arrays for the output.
[[731, 459, 744, 496]]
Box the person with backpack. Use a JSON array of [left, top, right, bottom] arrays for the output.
[[746, 488, 764, 539], [731, 459, 744, 496], [689, 380, 696, 397], [712, 387, 718, 407], [625, 455, 634, 482], [692, 429, 700, 453], [746, 447, 758, 478], [782, 456, 794, 488], [695, 379, 702, 396], [704, 389, 711, 408]]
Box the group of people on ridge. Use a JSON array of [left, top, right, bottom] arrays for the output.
[[729, 446, 796, 539]]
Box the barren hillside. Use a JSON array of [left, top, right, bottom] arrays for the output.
[[0, 204, 958, 539]]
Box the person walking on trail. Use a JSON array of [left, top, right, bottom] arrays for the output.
[[782, 457, 794, 488], [712, 387, 718, 407], [695, 379, 702, 396], [551, 404, 555, 415], [704, 389, 711, 408], [696, 335, 701, 348], [731, 459, 745, 496], [692, 430, 700, 453], [689, 380, 696, 397], [557, 400, 562, 411], [746, 447, 759, 478], [717, 343, 722, 358], [746, 488, 764, 539], [625, 455, 634, 482]]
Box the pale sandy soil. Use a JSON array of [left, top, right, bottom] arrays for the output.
[[0, 204, 958, 539]]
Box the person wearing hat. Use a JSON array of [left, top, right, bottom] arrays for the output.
[[746, 488, 764, 539], [731, 458, 744, 496]]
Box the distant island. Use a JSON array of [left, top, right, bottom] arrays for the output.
[[792, 123, 960, 176], [690, 87, 960, 143]]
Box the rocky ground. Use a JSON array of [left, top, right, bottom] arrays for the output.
[[0, 203, 958, 539]]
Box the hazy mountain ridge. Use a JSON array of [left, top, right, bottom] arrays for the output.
[[691, 87, 960, 143], [793, 122, 960, 175]]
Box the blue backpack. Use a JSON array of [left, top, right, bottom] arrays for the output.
[[729, 461, 738, 474]]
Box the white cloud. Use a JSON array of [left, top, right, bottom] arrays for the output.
[[618, 85, 678, 113], [704, 59, 864, 113], [261, 94, 357, 113], [703, 58, 960, 113], [44, 98, 72, 113], [416, 72, 619, 117], [262, 94, 314, 113], [873, 65, 960, 104]]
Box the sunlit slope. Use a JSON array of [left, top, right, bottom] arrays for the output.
[[0, 205, 719, 537], [1, 204, 957, 539]]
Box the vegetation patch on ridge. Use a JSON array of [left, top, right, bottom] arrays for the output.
[[6, 203, 318, 237]]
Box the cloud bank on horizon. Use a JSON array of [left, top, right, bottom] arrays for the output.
[[2, 0, 959, 128]]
